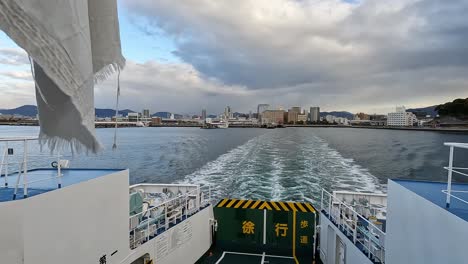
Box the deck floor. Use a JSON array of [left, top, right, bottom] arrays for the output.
[[197, 250, 322, 264]]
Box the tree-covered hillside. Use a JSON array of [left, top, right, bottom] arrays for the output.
[[435, 98, 468, 119]]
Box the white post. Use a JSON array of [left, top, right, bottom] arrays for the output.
[[1, 147, 6, 187], [57, 151, 62, 188], [185, 195, 188, 218], [147, 214, 150, 242], [22, 140, 28, 198], [368, 234, 371, 258], [165, 205, 168, 230], [338, 202, 341, 227], [5, 142, 8, 187], [13, 163, 22, 200], [446, 146, 454, 208], [353, 211, 357, 244], [320, 189, 324, 211]]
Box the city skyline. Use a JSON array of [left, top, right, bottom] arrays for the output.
[[1, 1, 468, 114]]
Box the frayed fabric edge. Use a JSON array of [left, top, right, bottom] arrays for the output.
[[39, 133, 103, 155], [93, 57, 126, 84]]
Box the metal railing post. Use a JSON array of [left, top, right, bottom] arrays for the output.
[[185, 194, 188, 218], [147, 213, 150, 242], [320, 189, 324, 211], [4, 142, 9, 187], [12, 163, 22, 200], [57, 151, 62, 188], [1, 147, 7, 187], [368, 234, 371, 258], [446, 146, 454, 208], [165, 204, 168, 230], [22, 140, 28, 198], [353, 211, 357, 244]]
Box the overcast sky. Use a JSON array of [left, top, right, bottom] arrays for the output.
[[1, 0, 468, 115]]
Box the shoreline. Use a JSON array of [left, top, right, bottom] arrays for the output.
[[283, 124, 468, 133], [1, 122, 468, 134]]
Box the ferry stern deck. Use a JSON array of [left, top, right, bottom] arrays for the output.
[[0, 168, 122, 202]]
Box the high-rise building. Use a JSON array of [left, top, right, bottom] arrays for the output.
[[201, 109, 207, 123], [257, 104, 270, 115], [309, 107, 320, 123], [287, 108, 299, 124], [142, 109, 150, 118], [224, 106, 233, 119], [291, 107, 301, 113], [257, 104, 270, 122]]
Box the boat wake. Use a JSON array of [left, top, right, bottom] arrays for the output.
[[180, 129, 384, 203]]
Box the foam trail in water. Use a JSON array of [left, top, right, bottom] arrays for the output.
[[180, 129, 384, 203]]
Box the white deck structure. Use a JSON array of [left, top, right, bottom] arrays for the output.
[[0, 137, 214, 264], [319, 141, 468, 264]]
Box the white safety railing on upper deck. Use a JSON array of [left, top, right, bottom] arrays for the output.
[[0, 137, 67, 200], [321, 189, 386, 263], [129, 185, 212, 250], [443, 142, 468, 208]]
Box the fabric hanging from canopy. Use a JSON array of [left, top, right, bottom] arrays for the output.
[[0, 0, 125, 153]]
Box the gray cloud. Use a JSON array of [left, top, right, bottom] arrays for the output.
[[0, 48, 29, 65], [123, 0, 468, 113], [0, 70, 32, 80], [94, 60, 256, 114]]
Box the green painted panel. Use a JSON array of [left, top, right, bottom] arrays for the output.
[[215, 207, 264, 253], [295, 211, 316, 256], [214, 204, 316, 259]]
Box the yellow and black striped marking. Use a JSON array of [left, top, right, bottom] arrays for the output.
[[216, 199, 316, 213]]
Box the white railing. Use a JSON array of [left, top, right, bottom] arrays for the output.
[[129, 185, 211, 250], [321, 189, 386, 263], [0, 137, 66, 200], [443, 142, 468, 208]]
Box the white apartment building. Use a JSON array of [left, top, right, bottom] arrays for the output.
[[325, 115, 349, 125], [387, 106, 418, 126]]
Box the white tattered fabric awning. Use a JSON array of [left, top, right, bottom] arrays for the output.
[[0, 0, 125, 153]]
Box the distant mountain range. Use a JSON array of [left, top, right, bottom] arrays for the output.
[[0, 104, 442, 119], [320, 111, 354, 120], [0, 105, 38, 117], [407, 105, 438, 117], [0, 105, 135, 118]]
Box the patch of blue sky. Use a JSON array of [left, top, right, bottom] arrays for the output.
[[118, 4, 180, 64], [0, 8, 180, 65]]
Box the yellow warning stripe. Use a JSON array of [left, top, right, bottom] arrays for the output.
[[251, 200, 262, 209], [234, 200, 245, 208], [270, 201, 281, 211], [287, 202, 298, 212], [242, 200, 253, 209], [259, 201, 272, 210], [304, 203, 316, 213], [217, 199, 316, 213], [295, 202, 307, 212], [217, 198, 229, 207], [278, 201, 290, 211], [226, 199, 238, 208]]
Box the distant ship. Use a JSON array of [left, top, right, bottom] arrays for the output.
[[203, 118, 229, 129]]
